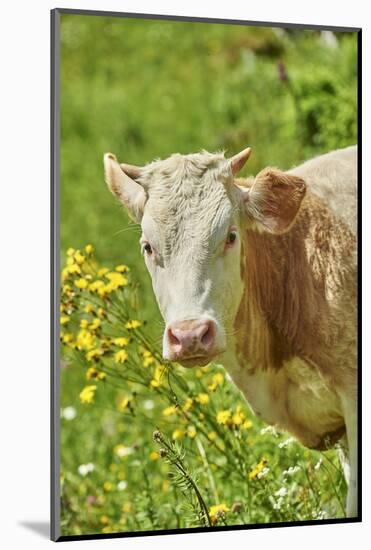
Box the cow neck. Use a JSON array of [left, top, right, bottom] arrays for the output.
[[234, 197, 338, 373]]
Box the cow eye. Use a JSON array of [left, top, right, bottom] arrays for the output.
[[226, 230, 237, 247], [143, 242, 153, 255]]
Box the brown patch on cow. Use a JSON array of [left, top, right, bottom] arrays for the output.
[[309, 425, 346, 451], [234, 188, 357, 388]]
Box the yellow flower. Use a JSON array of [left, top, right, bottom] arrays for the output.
[[86, 365, 106, 380], [97, 285, 111, 297], [241, 419, 253, 430], [75, 278, 88, 290], [98, 267, 109, 277], [90, 318, 101, 331], [172, 428, 185, 440], [67, 247, 75, 257], [74, 251, 86, 265], [213, 372, 224, 385], [85, 244, 94, 255], [80, 319, 89, 329], [79, 385, 97, 404], [143, 350, 155, 367], [103, 481, 113, 492], [149, 451, 159, 461], [61, 332, 73, 344], [208, 431, 217, 441], [143, 357, 155, 367], [122, 502, 131, 513], [60, 315, 70, 325], [115, 264, 129, 273], [209, 503, 229, 525], [76, 329, 95, 350], [208, 372, 225, 391], [125, 319, 141, 330], [217, 409, 232, 426], [62, 284, 73, 296], [248, 458, 268, 481], [113, 337, 129, 347], [117, 395, 131, 411], [162, 405, 177, 416], [183, 398, 193, 412], [150, 364, 165, 387], [84, 304, 94, 314], [97, 307, 106, 318], [232, 405, 246, 427], [187, 425, 197, 438], [105, 272, 128, 288], [66, 263, 81, 276], [114, 349, 128, 363], [61, 267, 70, 281], [89, 280, 105, 293], [101, 339, 112, 352], [100, 515, 110, 525], [196, 393, 209, 405]]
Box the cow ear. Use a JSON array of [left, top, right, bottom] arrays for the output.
[[104, 153, 147, 222], [241, 168, 306, 234]]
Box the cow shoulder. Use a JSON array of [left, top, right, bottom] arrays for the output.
[[233, 357, 344, 449]]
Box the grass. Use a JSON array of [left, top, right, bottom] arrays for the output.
[[59, 13, 357, 537]]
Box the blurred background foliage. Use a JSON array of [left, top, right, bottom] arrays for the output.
[[59, 14, 357, 536], [60, 14, 357, 314]]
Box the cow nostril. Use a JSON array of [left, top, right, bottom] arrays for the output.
[[168, 327, 180, 346], [201, 322, 214, 347]]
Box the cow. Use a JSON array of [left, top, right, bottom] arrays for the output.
[[104, 144, 358, 517]]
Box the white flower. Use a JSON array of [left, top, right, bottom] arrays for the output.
[[143, 400, 154, 410], [269, 495, 284, 510], [274, 487, 288, 498], [278, 437, 294, 448], [274, 497, 284, 510], [283, 466, 300, 477], [115, 446, 134, 458], [117, 480, 128, 491], [257, 467, 270, 479], [260, 426, 278, 437], [314, 457, 323, 471], [61, 406, 77, 420], [78, 463, 95, 476]]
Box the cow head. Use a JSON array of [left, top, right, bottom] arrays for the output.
[[104, 149, 306, 368]]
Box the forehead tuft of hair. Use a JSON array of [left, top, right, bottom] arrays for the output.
[[137, 150, 230, 190]]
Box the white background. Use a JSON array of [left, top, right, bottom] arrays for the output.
[[0, 0, 369, 548]]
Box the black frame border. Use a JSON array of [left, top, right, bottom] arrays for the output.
[[51, 7, 362, 542]]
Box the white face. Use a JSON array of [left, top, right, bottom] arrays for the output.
[[105, 147, 306, 368], [139, 181, 244, 366]]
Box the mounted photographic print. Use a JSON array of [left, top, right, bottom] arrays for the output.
[[51, 8, 361, 541]]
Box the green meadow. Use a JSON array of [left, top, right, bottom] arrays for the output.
[[59, 14, 357, 536]]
